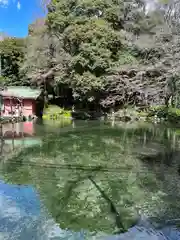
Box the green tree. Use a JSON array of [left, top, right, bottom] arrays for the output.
[[45, 0, 156, 105], [0, 37, 25, 86], [23, 0, 158, 107], [21, 0, 180, 109]]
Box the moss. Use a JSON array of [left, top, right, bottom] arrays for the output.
[[148, 105, 180, 123], [137, 111, 148, 117], [175, 130, 180, 136], [43, 105, 72, 119], [43, 118, 72, 127], [114, 105, 180, 124], [168, 107, 180, 116], [149, 105, 165, 111]]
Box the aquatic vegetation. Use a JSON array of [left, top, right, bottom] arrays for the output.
[[3, 123, 180, 236]]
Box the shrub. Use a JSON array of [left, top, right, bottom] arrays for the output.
[[43, 105, 72, 119], [148, 105, 180, 122]]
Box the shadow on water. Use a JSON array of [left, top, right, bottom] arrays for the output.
[[1, 120, 180, 238]]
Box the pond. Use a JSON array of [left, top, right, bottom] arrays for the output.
[[0, 120, 180, 239]]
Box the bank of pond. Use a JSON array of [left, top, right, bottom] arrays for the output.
[[42, 105, 180, 126]]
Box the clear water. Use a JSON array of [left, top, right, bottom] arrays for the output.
[[0, 120, 180, 239]]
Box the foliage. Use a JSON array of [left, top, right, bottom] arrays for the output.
[[43, 117, 72, 127], [137, 111, 148, 118], [21, 18, 52, 82], [148, 105, 180, 123], [0, 37, 26, 86], [3, 0, 180, 112], [21, 0, 168, 108], [0, 76, 9, 85], [43, 104, 72, 119]]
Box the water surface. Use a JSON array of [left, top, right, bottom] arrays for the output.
[[0, 120, 180, 239]]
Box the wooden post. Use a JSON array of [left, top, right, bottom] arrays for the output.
[[0, 53, 1, 76], [0, 123, 3, 156], [0, 96, 3, 156], [20, 99, 23, 119], [21, 121, 25, 147], [44, 78, 48, 107], [10, 97, 14, 150], [10, 96, 12, 117], [72, 119, 75, 128], [111, 107, 115, 127], [143, 131, 147, 146], [19, 98, 25, 147], [12, 120, 15, 150]]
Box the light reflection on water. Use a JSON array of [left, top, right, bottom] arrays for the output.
[[0, 178, 178, 240], [0, 179, 106, 239]]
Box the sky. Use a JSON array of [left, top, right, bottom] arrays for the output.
[[0, 179, 63, 239], [0, 0, 157, 38], [0, 0, 45, 37]]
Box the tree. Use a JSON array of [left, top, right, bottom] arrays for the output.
[[23, 0, 160, 108], [45, 0, 159, 106], [0, 37, 25, 86], [21, 0, 180, 109], [21, 17, 61, 102]]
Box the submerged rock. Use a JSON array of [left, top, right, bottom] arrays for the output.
[[102, 219, 180, 240], [103, 227, 167, 240]]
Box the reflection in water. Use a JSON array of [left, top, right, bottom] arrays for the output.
[[0, 122, 42, 156], [0, 180, 49, 239], [1, 121, 180, 238], [0, 180, 99, 239], [0, 119, 73, 155]]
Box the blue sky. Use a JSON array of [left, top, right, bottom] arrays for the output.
[[0, 0, 45, 37]]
